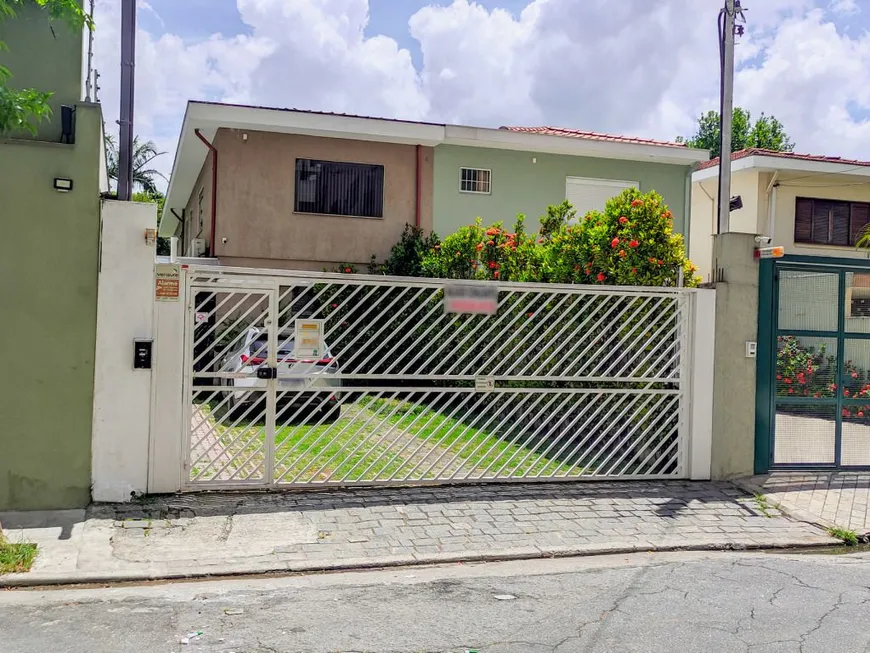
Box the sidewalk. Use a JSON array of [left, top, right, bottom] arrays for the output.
[[0, 481, 838, 587], [737, 472, 870, 539]]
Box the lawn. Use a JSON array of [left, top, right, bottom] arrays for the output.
[[0, 531, 37, 574], [192, 394, 574, 483]]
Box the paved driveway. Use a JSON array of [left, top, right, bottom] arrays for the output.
[[740, 472, 870, 537]]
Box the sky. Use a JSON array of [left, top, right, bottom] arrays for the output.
[[90, 0, 870, 185]]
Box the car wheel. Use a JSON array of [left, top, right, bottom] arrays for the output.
[[320, 403, 341, 424]]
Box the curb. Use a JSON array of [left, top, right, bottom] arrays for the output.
[[0, 537, 840, 589]]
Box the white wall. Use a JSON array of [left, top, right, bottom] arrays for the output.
[[688, 289, 716, 480], [148, 272, 185, 494], [91, 200, 157, 502]]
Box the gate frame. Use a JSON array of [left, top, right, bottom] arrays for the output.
[[755, 254, 870, 473], [147, 262, 715, 494]]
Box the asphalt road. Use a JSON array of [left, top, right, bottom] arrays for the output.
[[2, 550, 870, 652]]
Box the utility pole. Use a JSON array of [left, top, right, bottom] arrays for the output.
[[716, 0, 746, 234], [84, 0, 95, 102], [118, 0, 137, 201]]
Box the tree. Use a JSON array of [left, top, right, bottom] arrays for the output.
[[106, 135, 168, 195], [679, 107, 795, 159], [0, 0, 91, 134]]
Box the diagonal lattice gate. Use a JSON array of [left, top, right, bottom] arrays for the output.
[[183, 266, 693, 488]]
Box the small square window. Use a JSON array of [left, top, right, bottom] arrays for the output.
[[460, 167, 491, 194]]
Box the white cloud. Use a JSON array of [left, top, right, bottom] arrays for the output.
[[91, 0, 870, 186]]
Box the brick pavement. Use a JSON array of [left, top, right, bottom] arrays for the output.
[[1, 481, 838, 586], [739, 472, 870, 537]]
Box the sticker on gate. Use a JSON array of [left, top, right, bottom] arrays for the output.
[[294, 319, 324, 358]]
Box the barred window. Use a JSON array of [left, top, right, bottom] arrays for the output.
[[294, 159, 384, 218], [460, 167, 492, 194]]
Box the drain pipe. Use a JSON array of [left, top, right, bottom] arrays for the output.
[[194, 128, 218, 256], [415, 145, 422, 228]]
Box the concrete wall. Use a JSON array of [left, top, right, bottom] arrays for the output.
[[91, 201, 158, 503], [185, 129, 434, 268], [0, 1, 83, 142], [0, 103, 102, 510], [433, 144, 692, 237], [710, 233, 759, 479]]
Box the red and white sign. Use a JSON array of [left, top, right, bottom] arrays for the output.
[[754, 246, 785, 260], [444, 284, 499, 315]]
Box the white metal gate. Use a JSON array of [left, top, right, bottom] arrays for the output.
[[183, 266, 694, 489]]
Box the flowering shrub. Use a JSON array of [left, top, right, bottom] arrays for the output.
[[413, 188, 698, 287], [776, 336, 835, 398]]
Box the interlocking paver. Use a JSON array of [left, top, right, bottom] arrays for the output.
[[0, 481, 840, 586], [740, 472, 870, 537]]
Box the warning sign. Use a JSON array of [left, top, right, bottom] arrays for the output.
[[294, 319, 324, 358], [155, 263, 180, 302]]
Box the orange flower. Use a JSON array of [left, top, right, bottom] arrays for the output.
[[344, 267, 352, 273], [597, 272, 606, 282], [631, 267, 637, 274], [619, 216, 629, 224], [611, 237, 620, 248], [631, 199, 644, 208], [493, 271, 500, 279], [629, 240, 639, 248], [487, 240, 495, 246], [619, 250, 627, 258], [476, 243, 483, 251]]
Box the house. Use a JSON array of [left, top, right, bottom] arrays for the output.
[[690, 148, 870, 283], [0, 4, 108, 509], [160, 102, 708, 269], [693, 150, 870, 471]]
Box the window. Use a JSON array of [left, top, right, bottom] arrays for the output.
[[294, 159, 384, 218], [565, 177, 639, 219], [794, 197, 870, 247], [460, 167, 491, 194], [197, 187, 205, 233]]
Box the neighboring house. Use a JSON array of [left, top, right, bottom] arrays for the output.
[[160, 101, 708, 269], [0, 6, 107, 510], [690, 148, 870, 282]]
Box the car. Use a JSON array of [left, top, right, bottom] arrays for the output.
[[220, 327, 342, 423]]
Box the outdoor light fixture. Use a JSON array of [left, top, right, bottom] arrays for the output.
[[53, 178, 74, 192], [729, 195, 743, 212], [145, 228, 157, 246]]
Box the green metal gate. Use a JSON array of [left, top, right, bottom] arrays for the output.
[[757, 256, 870, 471]]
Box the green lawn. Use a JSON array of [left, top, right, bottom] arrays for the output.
[[193, 395, 574, 483], [0, 531, 37, 575]]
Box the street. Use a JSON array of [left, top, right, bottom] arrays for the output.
[[2, 550, 870, 652]]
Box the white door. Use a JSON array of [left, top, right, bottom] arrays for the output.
[[565, 177, 639, 220]]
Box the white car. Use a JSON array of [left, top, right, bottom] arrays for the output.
[[221, 327, 341, 422]]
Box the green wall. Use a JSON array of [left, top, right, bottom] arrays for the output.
[[0, 102, 100, 510], [0, 1, 84, 142], [433, 145, 691, 236]]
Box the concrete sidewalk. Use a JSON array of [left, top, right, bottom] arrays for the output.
[[0, 481, 838, 586]]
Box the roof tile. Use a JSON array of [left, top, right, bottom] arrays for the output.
[[696, 148, 870, 171], [501, 125, 690, 149]]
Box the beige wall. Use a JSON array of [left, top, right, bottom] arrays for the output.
[[185, 129, 434, 268], [184, 147, 214, 255], [773, 177, 870, 260], [690, 170, 761, 283]]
